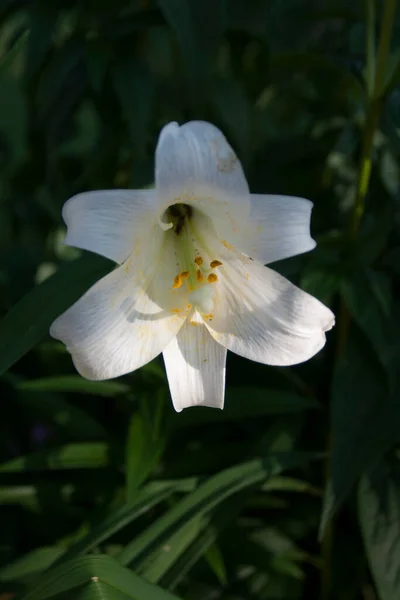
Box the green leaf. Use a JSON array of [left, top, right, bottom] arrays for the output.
[[35, 38, 83, 123], [84, 40, 111, 93], [300, 268, 342, 307], [17, 376, 129, 397], [0, 53, 27, 171], [112, 55, 153, 158], [204, 542, 227, 586], [211, 77, 253, 159], [268, 52, 363, 92], [353, 206, 394, 267], [0, 443, 110, 472], [0, 485, 39, 510], [125, 411, 166, 499], [174, 388, 318, 427], [24, 6, 57, 84], [160, 499, 239, 590], [320, 330, 400, 535], [0, 254, 112, 377], [118, 452, 313, 568], [13, 390, 107, 440], [262, 476, 322, 496], [140, 515, 204, 584], [0, 547, 64, 583], [18, 555, 182, 600], [59, 484, 177, 563], [342, 269, 397, 380], [358, 453, 400, 600], [157, 0, 225, 82]]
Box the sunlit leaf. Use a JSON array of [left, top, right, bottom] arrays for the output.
[[0, 443, 110, 472], [18, 555, 182, 600]]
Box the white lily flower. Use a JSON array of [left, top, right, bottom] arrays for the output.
[[50, 121, 334, 412]]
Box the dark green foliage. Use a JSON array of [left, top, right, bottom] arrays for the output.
[[0, 1, 400, 599]]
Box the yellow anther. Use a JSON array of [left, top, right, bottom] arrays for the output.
[[194, 256, 203, 266], [171, 308, 181, 313], [196, 269, 204, 283], [172, 274, 183, 289], [210, 260, 223, 268], [221, 239, 234, 250], [207, 273, 218, 283], [180, 271, 190, 280]]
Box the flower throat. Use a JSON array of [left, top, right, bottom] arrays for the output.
[[166, 203, 193, 235]]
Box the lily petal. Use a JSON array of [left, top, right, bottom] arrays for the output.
[[239, 194, 316, 264], [203, 250, 334, 366], [50, 227, 189, 380], [163, 311, 227, 412], [155, 121, 251, 238], [62, 189, 158, 264]]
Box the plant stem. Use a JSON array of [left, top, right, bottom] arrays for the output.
[[350, 0, 397, 239], [321, 2, 397, 599], [366, 0, 376, 100]]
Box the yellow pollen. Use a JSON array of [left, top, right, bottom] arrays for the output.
[[207, 273, 218, 283], [180, 271, 190, 280], [203, 313, 214, 320], [196, 269, 204, 283], [210, 260, 223, 268], [172, 274, 183, 289], [194, 256, 203, 266], [221, 239, 234, 250], [171, 308, 181, 313]]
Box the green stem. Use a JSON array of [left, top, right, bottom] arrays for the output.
[[366, 0, 376, 100], [350, 0, 397, 239], [321, 2, 397, 599], [374, 0, 397, 97]]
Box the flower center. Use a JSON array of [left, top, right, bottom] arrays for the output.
[[165, 203, 193, 235], [164, 204, 223, 316]]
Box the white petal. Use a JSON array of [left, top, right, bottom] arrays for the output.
[[62, 189, 158, 264], [50, 226, 190, 380], [240, 194, 316, 264], [163, 311, 227, 412], [155, 121, 251, 240], [203, 250, 334, 366]]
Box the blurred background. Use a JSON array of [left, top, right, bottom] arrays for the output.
[[0, 0, 400, 599]]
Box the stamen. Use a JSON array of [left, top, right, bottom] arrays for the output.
[[172, 274, 183, 289], [196, 269, 204, 283], [207, 273, 218, 283], [194, 256, 203, 266], [210, 260, 223, 268], [180, 271, 190, 280]]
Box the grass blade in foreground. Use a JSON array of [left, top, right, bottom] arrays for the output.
[[119, 452, 314, 568], [18, 555, 182, 600]]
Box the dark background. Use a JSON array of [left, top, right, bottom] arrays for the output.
[[0, 1, 400, 599]]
